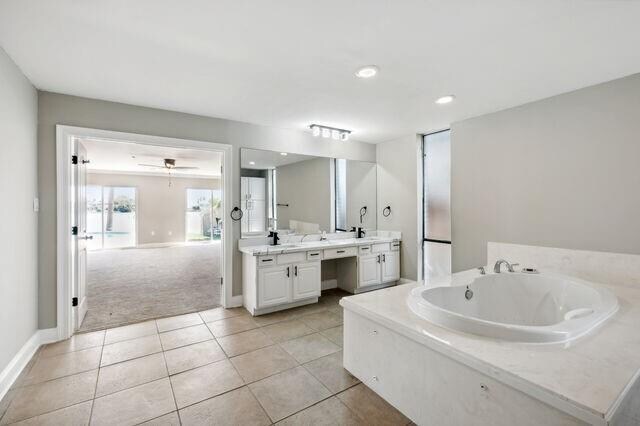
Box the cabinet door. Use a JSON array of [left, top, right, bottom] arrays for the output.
[[257, 265, 291, 308], [292, 262, 321, 300], [358, 254, 382, 288], [381, 251, 400, 282]]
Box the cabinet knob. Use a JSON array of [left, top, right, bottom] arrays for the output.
[[372, 330, 378, 335]]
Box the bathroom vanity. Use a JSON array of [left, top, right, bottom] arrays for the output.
[[240, 236, 400, 315]]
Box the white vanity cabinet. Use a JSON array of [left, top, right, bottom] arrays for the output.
[[356, 242, 401, 289], [243, 252, 322, 315]]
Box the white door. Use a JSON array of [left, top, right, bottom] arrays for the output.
[[257, 265, 291, 307], [381, 251, 400, 282], [292, 262, 321, 300], [358, 254, 381, 288], [74, 140, 89, 329]]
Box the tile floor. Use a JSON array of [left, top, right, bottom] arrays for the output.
[[0, 289, 411, 425]]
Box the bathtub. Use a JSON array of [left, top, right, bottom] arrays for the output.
[[407, 270, 619, 343]]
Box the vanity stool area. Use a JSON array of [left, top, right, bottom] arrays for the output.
[[241, 238, 401, 316]]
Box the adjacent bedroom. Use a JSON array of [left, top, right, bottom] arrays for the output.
[[78, 137, 224, 331]]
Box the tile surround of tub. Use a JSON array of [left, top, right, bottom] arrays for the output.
[[487, 242, 640, 289]]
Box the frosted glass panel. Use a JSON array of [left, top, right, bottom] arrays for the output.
[[423, 241, 451, 281]]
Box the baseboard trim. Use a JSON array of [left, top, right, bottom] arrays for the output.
[[227, 295, 243, 308], [0, 328, 59, 401]]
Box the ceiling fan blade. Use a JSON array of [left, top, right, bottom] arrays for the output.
[[173, 166, 199, 170], [138, 164, 166, 168]]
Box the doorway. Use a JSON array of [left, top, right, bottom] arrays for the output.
[[56, 126, 233, 339]]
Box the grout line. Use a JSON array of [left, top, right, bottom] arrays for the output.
[[159, 340, 182, 426], [88, 340, 105, 424]]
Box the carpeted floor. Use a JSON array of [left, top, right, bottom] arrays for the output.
[[79, 243, 221, 331]]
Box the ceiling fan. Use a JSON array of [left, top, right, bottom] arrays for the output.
[[138, 158, 199, 170]]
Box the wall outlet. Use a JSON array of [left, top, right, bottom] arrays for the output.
[[33, 197, 39, 212]]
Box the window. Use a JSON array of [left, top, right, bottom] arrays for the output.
[[422, 130, 451, 279], [87, 186, 136, 249], [186, 188, 222, 241], [334, 158, 347, 231]]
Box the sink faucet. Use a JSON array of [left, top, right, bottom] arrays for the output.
[[493, 259, 518, 273]]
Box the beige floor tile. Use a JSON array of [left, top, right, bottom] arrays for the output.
[[248, 366, 331, 422], [276, 396, 364, 426], [303, 351, 359, 393], [230, 345, 298, 383], [327, 305, 344, 319], [159, 324, 212, 351], [9, 401, 92, 426], [104, 320, 158, 345], [138, 411, 181, 425], [217, 328, 274, 357], [23, 346, 102, 385], [1, 370, 97, 424], [164, 340, 227, 375], [40, 330, 105, 358], [289, 303, 328, 317], [280, 333, 340, 364], [206, 316, 258, 337], [320, 325, 344, 347], [337, 383, 410, 426], [156, 313, 203, 333], [9, 349, 41, 389], [299, 311, 343, 331], [251, 310, 300, 327], [261, 319, 314, 343], [179, 386, 270, 426], [101, 334, 162, 366], [170, 359, 244, 408], [0, 389, 16, 422], [96, 352, 168, 397], [199, 307, 247, 323], [91, 378, 176, 426]]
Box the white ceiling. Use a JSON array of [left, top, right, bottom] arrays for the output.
[[81, 138, 222, 177], [241, 148, 316, 170], [1, 1, 640, 143]]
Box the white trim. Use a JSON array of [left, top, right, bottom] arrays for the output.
[[0, 328, 58, 402], [416, 134, 424, 283], [228, 295, 244, 308], [57, 126, 233, 340]]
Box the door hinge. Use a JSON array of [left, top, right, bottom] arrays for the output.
[[71, 226, 78, 235], [72, 297, 78, 307], [71, 155, 78, 165]]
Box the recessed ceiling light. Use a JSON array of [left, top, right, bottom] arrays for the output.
[[280, 152, 287, 156], [355, 65, 379, 79], [249, 161, 255, 165], [435, 95, 455, 104]]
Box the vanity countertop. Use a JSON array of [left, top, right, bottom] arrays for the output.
[[340, 273, 640, 425], [238, 236, 400, 256]]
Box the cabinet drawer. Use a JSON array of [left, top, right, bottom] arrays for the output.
[[277, 251, 306, 265], [324, 246, 357, 259], [257, 255, 276, 267], [372, 243, 390, 253], [358, 245, 372, 255], [306, 250, 323, 261]]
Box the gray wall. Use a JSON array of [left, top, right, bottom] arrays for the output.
[[376, 135, 421, 280], [451, 73, 640, 272], [0, 48, 38, 372], [37, 92, 376, 328], [276, 158, 332, 231], [346, 160, 377, 230], [87, 173, 221, 245]]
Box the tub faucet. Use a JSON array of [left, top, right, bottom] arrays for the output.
[[494, 259, 517, 273]]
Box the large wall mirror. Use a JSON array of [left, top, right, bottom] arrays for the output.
[[240, 148, 377, 237]]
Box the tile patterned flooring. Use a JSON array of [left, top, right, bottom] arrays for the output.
[[0, 289, 411, 425]]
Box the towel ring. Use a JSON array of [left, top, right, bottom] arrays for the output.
[[359, 206, 367, 223], [230, 207, 243, 221], [382, 206, 391, 217]]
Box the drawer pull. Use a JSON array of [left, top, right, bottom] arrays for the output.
[[309, 253, 319, 256], [361, 247, 369, 250], [261, 259, 273, 263], [337, 250, 345, 254]]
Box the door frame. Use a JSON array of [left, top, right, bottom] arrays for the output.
[[56, 125, 233, 340]]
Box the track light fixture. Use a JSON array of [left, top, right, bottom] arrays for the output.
[[309, 124, 351, 141]]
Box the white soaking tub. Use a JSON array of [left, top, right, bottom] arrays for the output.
[[407, 270, 618, 343]]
